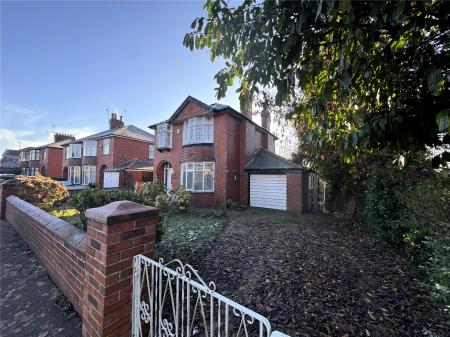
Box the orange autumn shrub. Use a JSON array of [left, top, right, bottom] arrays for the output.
[[16, 174, 69, 210]]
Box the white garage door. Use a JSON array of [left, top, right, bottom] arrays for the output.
[[250, 174, 287, 210], [103, 172, 119, 188]]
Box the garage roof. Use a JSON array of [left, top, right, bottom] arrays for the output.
[[245, 148, 302, 171], [104, 158, 153, 172]]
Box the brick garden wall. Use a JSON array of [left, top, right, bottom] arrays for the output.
[[1, 180, 158, 337], [5, 195, 86, 314]]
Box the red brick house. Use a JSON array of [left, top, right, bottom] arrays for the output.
[[150, 96, 307, 212], [62, 113, 154, 188]]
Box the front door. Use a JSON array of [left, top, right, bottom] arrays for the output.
[[165, 168, 173, 189]]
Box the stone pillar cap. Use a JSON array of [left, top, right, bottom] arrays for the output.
[[85, 200, 158, 225]]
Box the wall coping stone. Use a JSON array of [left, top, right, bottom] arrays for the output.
[[6, 195, 86, 252], [85, 200, 158, 225]]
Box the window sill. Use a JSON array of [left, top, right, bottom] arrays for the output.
[[186, 190, 215, 194], [182, 143, 213, 148]]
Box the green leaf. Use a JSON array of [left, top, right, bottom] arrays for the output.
[[436, 109, 450, 132], [427, 68, 445, 96]]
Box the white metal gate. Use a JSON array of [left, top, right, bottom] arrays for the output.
[[132, 254, 291, 337]]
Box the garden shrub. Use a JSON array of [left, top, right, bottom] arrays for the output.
[[138, 181, 166, 205], [155, 193, 171, 211], [169, 186, 191, 211], [16, 175, 69, 210], [363, 167, 450, 312], [68, 188, 143, 229]]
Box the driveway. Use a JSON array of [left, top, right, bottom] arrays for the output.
[[0, 220, 81, 337], [196, 208, 450, 337]]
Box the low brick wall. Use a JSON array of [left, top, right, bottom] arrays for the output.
[[2, 181, 158, 337], [5, 196, 86, 314]]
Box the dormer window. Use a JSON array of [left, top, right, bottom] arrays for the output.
[[157, 123, 172, 149], [182, 117, 213, 145]]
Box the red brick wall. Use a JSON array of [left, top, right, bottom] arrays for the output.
[[287, 172, 303, 212], [5, 195, 86, 314], [42, 147, 64, 178]]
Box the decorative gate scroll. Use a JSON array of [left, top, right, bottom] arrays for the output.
[[132, 254, 291, 337]]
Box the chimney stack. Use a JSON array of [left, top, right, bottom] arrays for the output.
[[261, 111, 270, 132], [239, 95, 253, 120], [54, 132, 75, 143], [109, 112, 125, 130]]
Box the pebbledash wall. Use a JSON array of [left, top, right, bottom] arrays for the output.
[[0, 180, 158, 337]]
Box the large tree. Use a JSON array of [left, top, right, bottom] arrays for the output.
[[184, 0, 450, 162]]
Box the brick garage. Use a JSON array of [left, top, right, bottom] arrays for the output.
[[1, 180, 158, 337]]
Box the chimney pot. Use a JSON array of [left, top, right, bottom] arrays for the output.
[[109, 112, 124, 129]]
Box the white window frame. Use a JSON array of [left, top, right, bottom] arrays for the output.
[[102, 138, 110, 155], [43, 149, 48, 160], [67, 144, 82, 158], [83, 140, 97, 156], [181, 162, 215, 192], [29, 149, 40, 161], [82, 165, 96, 185], [69, 166, 81, 184], [149, 144, 155, 159], [156, 123, 172, 149], [182, 117, 213, 145]]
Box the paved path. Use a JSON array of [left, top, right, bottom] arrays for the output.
[[0, 220, 82, 337]]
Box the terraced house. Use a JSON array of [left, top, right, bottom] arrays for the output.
[[150, 96, 309, 212], [62, 113, 154, 188]]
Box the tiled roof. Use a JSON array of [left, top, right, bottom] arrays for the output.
[[73, 125, 154, 144], [245, 148, 302, 171], [150, 96, 276, 138], [104, 158, 153, 172]]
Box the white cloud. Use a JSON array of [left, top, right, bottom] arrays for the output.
[[2, 102, 48, 128], [0, 128, 47, 151]]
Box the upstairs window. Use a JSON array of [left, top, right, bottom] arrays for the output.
[[156, 123, 172, 149], [83, 140, 97, 156], [103, 138, 110, 155], [43, 149, 48, 160], [29, 149, 40, 160], [67, 144, 82, 158], [181, 162, 215, 192], [149, 144, 155, 159], [183, 117, 213, 145]]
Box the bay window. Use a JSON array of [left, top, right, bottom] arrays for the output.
[[29, 149, 40, 160], [182, 117, 213, 145], [156, 123, 172, 149], [82, 165, 96, 185], [181, 162, 214, 192], [67, 144, 81, 158], [102, 138, 110, 155], [83, 140, 97, 156], [69, 166, 81, 184]]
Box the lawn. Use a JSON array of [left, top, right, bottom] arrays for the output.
[[156, 209, 226, 265]]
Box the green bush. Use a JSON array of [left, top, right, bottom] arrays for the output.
[[169, 186, 191, 211], [68, 188, 143, 229], [363, 168, 450, 312], [138, 181, 166, 206]]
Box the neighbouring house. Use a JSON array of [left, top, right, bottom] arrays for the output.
[[103, 157, 153, 189], [0, 149, 20, 174], [19, 147, 40, 176], [38, 133, 75, 178], [18, 133, 75, 178], [62, 113, 154, 187], [150, 95, 309, 212]]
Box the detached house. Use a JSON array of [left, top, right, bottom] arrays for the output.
[[62, 113, 154, 188], [150, 96, 308, 212]]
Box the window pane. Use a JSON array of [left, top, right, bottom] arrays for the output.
[[194, 170, 203, 190], [194, 163, 203, 171], [204, 169, 214, 190], [187, 171, 193, 190]]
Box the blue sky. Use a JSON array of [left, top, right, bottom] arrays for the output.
[[0, 0, 241, 152]]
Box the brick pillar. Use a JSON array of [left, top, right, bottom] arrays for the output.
[[0, 179, 19, 218], [82, 201, 158, 337]]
